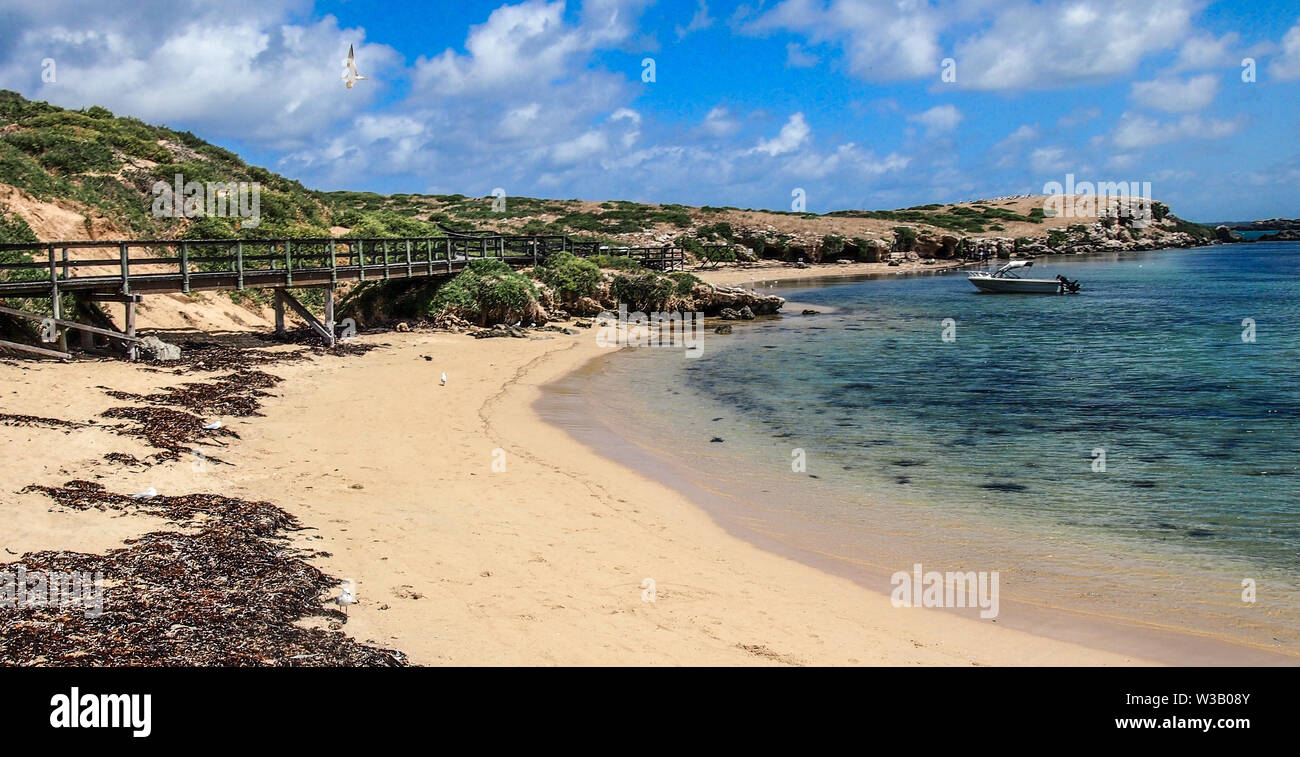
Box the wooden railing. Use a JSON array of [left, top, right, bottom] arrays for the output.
[[0, 234, 688, 299]]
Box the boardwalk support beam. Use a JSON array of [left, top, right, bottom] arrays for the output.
[[273, 288, 334, 347]]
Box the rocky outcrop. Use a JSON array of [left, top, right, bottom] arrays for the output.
[[694, 284, 784, 316]]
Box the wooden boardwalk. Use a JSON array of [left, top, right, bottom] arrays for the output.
[[0, 234, 691, 357]]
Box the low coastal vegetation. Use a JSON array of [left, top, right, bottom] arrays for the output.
[[0, 89, 1226, 331]]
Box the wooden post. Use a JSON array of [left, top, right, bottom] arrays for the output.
[[180, 241, 190, 293], [406, 240, 413, 277], [48, 244, 67, 352], [323, 286, 336, 348], [125, 300, 137, 362], [285, 239, 294, 287], [382, 240, 390, 279], [273, 289, 286, 334], [236, 241, 245, 289], [119, 243, 131, 295], [358, 240, 366, 281], [329, 241, 338, 286], [426, 238, 434, 276]]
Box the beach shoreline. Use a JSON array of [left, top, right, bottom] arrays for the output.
[[1, 326, 1162, 666], [542, 346, 1299, 666]]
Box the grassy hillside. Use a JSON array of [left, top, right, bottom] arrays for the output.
[[0, 89, 1214, 259]]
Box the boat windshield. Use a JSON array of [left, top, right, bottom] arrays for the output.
[[993, 261, 1033, 278]]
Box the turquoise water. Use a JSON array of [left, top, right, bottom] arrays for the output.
[[696, 245, 1300, 573], [568, 243, 1300, 654]]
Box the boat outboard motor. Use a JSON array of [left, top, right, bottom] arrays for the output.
[[1055, 274, 1081, 294]]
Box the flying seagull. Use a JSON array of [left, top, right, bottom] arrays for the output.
[[342, 44, 366, 89]]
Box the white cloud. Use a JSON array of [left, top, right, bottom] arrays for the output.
[[0, 5, 399, 149], [1171, 32, 1240, 71], [1129, 74, 1219, 112], [909, 104, 963, 135], [1111, 112, 1244, 149], [743, 0, 943, 80], [1058, 106, 1102, 128], [785, 43, 819, 68], [1029, 146, 1070, 174], [751, 113, 810, 156], [702, 106, 740, 137], [1269, 19, 1300, 80], [675, 1, 714, 40], [954, 0, 1198, 90]]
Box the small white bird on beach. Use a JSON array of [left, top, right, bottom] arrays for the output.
[[440, 372, 447, 386], [202, 420, 223, 430], [131, 487, 157, 500], [342, 44, 367, 89], [336, 580, 357, 615]]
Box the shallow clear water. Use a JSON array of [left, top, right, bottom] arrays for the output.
[[568, 243, 1300, 655], [703, 245, 1300, 572]]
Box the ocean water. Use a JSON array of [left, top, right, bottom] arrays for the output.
[[552, 243, 1300, 658]]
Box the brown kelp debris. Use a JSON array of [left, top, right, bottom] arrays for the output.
[[257, 328, 382, 357], [102, 452, 144, 466], [105, 370, 281, 418], [100, 406, 237, 464], [155, 340, 311, 373], [1, 482, 408, 667], [0, 413, 87, 430]]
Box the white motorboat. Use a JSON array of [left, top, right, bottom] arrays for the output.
[[967, 261, 1079, 294]]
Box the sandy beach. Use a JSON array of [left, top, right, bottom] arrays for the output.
[[0, 325, 1159, 666]]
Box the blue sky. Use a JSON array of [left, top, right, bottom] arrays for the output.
[[2, 0, 1300, 221]]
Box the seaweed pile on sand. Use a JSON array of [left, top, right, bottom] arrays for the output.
[[1, 480, 407, 667]]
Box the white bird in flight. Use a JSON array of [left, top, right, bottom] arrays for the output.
[[342, 44, 366, 89]]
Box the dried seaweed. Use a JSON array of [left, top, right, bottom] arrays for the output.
[[1, 482, 407, 667], [100, 406, 236, 464], [0, 413, 87, 430]]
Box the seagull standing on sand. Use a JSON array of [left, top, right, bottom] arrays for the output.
[[342, 44, 367, 89], [131, 487, 157, 500], [336, 579, 357, 616], [202, 420, 222, 430], [440, 372, 447, 386]]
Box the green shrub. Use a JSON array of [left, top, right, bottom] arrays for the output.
[[536, 252, 600, 301], [610, 272, 675, 311], [821, 234, 845, 259], [589, 254, 643, 271], [667, 271, 702, 296], [429, 258, 540, 325]]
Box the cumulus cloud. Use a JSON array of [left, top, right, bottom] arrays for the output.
[[742, 0, 944, 80], [953, 0, 1198, 90], [785, 43, 819, 68], [1129, 74, 1219, 112], [702, 106, 740, 137], [0, 1, 399, 148], [1111, 112, 1244, 149], [1269, 19, 1300, 80], [1171, 32, 1240, 71], [751, 113, 810, 156], [909, 104, 963, 135], [675, 1, 714, 40]]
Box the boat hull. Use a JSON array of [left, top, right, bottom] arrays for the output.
[[968, 276, 1062, 294]]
